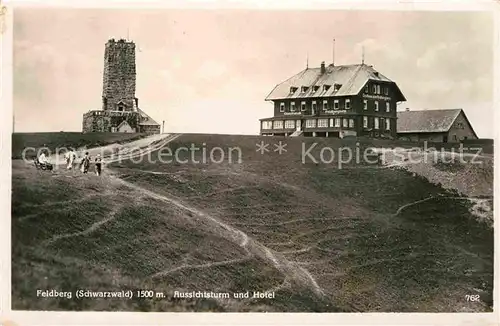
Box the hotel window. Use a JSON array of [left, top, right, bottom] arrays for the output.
[[386, 102, 390, 112], [342, 119, 348, 128], [280, 102, 285, 112], [300, 101, 306, 111], [273, 120, 284, 129], [374, 101, 379, 111], [335, 118, 341, 127], [377, 85, 381, 94], [301, 86, 309, 93], [291, 102, 296, 112], [345, 99, 351, 110], [318, 119, 328, 128], [363, 100, 368, 110], [364, 85, 369, 93], [290, 87, 297, 94], [386, 119, 391, 131], [363, 116, 368, 128], [305, 119, 316, 128], [384, 87, 389, 95], [284, 120, 295, 129], [323, 100, 328, 111], [374, 117, 379, 129], [334, 100, 339, 110], [313, 86, 320, 93], [312, 101, 317, 114], [323, 85, 331, 92], [349, 119, 354, 128], [262, 121, 273, 129], [329, 118, 334, 127], [372, 84, 377, 93]]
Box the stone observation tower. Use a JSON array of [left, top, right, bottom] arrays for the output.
[[102, 39, 137, 112], [82, 39, 161, 134]]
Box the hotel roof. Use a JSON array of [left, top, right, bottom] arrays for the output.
[[265, 63, 406, 101]]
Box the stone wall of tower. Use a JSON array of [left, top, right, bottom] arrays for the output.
[[102, 39, 137, 111], [83, 110, 140, 132]]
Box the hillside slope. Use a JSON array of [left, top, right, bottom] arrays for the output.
[[12, 134, 494, 312]]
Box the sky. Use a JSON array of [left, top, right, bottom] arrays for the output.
[[13, 8, 494, 137]]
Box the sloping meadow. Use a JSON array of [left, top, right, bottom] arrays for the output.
[[107, 134, 494, 312], [10, 134, 494, 312]]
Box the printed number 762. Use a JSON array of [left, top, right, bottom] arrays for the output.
[[465, 295, 480, 302]]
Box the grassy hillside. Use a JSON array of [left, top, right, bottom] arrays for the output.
[[12, 132, 150, 159], [11, 134, 494, 312]]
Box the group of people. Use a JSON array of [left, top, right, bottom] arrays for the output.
[[37, 149, 103, 176], [74, 151, 103, 176]]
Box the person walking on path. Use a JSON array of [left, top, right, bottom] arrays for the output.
[[65, 149, 77, 170], [95, 154, 103, 176], [80, 152, 90, 174]]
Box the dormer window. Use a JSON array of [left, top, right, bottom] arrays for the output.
[[116, 100, 126, 112], [301, 86, 309, 93], [323, 85, 331, 92], [333, 84, 342, 92], [313, 86, 320, 92], [290, 87, 298, 94]]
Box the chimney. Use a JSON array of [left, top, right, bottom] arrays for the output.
[[320, 61, 326, 74], [406, 108, 410, 111]]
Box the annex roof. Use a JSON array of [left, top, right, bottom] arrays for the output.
[[138, 108, 160, 126], [117, 120, 132, 129], [265, 63, 406, 101], [397, 109, 467, 134]]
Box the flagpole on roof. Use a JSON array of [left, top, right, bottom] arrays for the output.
[[332, 38, 335, 66]]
